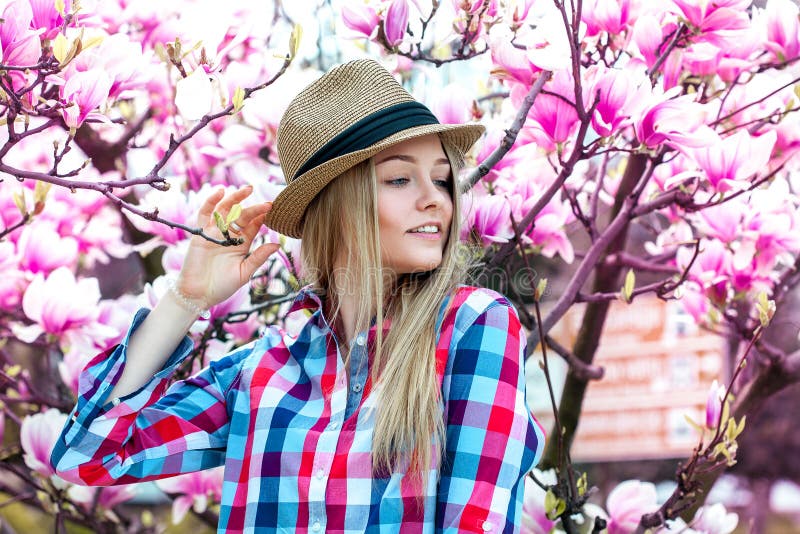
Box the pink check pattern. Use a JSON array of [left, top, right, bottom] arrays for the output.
[[51, 285, 545, 533]]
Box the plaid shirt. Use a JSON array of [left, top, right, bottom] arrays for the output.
[[52, 285, 544, 533]]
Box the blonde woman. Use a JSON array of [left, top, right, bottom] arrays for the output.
[[52, 59, 544, 533]]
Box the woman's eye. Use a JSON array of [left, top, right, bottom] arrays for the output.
[[387, 177, 409, 186], [433, 179, 450, 189]]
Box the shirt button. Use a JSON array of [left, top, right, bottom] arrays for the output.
[[312, 521, 321, 532], [356, 334, 366, 346], [316, 468, 325, 480], [112, 397, 121, 407], [352, 383, 363, 393], [482, 521, 493, 532]]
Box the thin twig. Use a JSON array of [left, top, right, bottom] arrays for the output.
[[461, 72, 552, 191]]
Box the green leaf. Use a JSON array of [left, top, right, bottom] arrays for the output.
[[577, 472, 588, 497], [52, 33, 69, 63], [684, 414, 704, 433], [232, 87, 245, 113], [727, 415, 746, 441], [725, 418, 737, 442], [288, 24, 303, 60], [34, 180, 51, 205], [756, 291, 776, 327], [620, 269, 635, 303], [226, 203, 242, 225], [544, 489, 566, 520], [711, 442, 728, 461], [536, 278, 548, 301], [213, 210, 227, 233], [12, 190, 27, 215], [720, 398, 730, 428]]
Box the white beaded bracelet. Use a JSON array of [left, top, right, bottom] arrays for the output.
[[166, 277, 210, 320]]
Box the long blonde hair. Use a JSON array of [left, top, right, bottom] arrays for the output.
[[301, 140, 471, 487]]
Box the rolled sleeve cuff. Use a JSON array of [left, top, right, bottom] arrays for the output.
[[66, 308, 193, 439]]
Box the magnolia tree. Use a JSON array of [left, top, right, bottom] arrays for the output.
[[0, 0, 799, 531]]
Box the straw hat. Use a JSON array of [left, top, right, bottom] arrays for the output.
[[263, 58, 485, 238]]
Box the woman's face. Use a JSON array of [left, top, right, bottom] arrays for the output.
[[374, 134, 454, 275]]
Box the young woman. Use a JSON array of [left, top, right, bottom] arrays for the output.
[[51, 59, 544, 533]]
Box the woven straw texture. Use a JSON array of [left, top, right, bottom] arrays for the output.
[[264, 59, 485, 238]]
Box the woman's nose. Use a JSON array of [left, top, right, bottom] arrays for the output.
[[416, 177, 447, 210]]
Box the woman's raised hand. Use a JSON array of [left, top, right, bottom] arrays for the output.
[[176, 185, 281, 309]]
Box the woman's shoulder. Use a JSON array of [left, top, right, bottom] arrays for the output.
[[439, 285, 519, 333]]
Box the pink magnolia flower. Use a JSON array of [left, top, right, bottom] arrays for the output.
[[695, 202, 746, 244], [705, 379, 726, 430], [488, 30, 539, 86], [13, 267, 108, 348], [744, 185, 800, 264], [453, 0, 498, 15], [670, 0, 751, 34], [206, 284, 261, 344], [462, 193, 514, 245], [0, 241, 27, 310], [473, 127, 529, 183], [71, 206, 131, 268], [59, 69, 113, 128], [632, 14, 667, 68], [175, 67, 214, 121], [96, 295, 141, 350], [521, 470, 556, 534], [582, 0, 631, 37], [632, 93, 717, 151], [679, 239, 730, 301], [762, 0, 800, 62], [341, 2, 379, 38], [68, 485, 138, 511], [68, 33, 152, 99], [679, 281, 710, 325], [27, 0, 98, 39], [430, 83, 475, 125], [16, 223, 79, 275], [126, 187, 205, 248], [0, 1, 43, 67], [688, 130, 778, 193], [692, 503, 739, 534], [156, 468, 224, 524], [20, 408, 68, 477], [586, 65, 651, 137], [58, 348, 91, 397], [681, 42, 723, 78], [606, 480, 659, 534], [504, 181, 575, 264], [524, 69, 580, 150], [384, 0, 409, 46]]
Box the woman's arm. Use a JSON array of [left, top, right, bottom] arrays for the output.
[[106, 286, 201, 401], [50, 311, 256, 485], [51, 186, 279, 485], [436, 294, 545, 534]]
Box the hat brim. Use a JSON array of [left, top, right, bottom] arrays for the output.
[[264, 122, 485, 238]]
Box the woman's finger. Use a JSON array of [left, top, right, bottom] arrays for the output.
[[241, 241, 281, 279], [214, 185, 253, 216], [197, 187, 225, 225], [235, 201, 271, 226], [239, 202, 273, 241]]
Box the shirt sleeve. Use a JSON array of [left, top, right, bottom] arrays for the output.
[[50, 308, 252, 486], [436, 295, 545, 534]]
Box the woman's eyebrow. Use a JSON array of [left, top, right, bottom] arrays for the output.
[[375, 154, 450, 166]]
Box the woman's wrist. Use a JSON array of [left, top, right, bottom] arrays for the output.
[[165, 277, 210, 319]]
